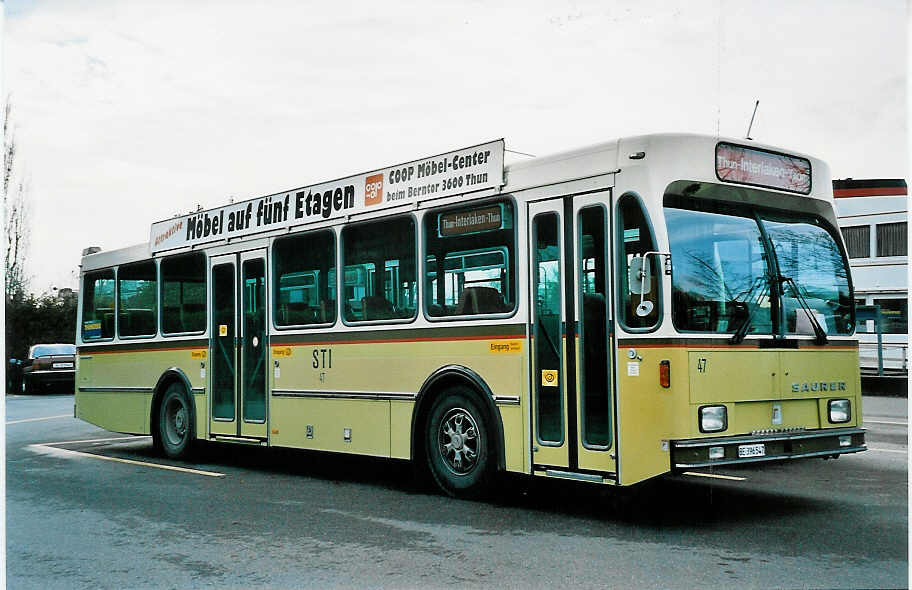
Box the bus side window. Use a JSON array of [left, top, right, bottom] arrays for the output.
[[617, 193, 660, 330], [161, 252, 207, 335], [273, 230, 336, 327], [423, 199, 516, 318], [82, 269, 116, 340], [341, 216, 417, 323], [117, 260, 157, 338]]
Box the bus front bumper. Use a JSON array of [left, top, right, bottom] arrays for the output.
[[671, 427, 866, 469]]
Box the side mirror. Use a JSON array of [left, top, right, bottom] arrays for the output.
[[628, 256, 651, 295]]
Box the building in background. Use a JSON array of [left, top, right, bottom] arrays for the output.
[[834, 178, 907, 374]]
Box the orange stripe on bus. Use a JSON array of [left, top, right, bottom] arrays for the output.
[[274, 334, 525, 347], [617, 342, 858, 350], [834, 187, 907, 197], [79, 345, 205, 355]]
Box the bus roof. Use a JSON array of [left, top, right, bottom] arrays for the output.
[[81, 132, 832, 272]]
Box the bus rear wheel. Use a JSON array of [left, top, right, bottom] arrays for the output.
[[425, 388, 493, 498], [157, 383, 194, 459]]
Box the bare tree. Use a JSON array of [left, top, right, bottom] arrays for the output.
[[3, 101, 13, 198], [3, 97, 30, 295]]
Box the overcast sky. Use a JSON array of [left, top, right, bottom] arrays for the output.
[[2, 0, 907, 293]]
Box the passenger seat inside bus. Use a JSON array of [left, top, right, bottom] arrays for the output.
[[456, 286, 506, 315], [101, 310, 115, 338], [361, 296, 395, 320], [321, 300, 335, 323], [183, 304, 206, 331], [286, 301, 313, 324], [119, 309, 156, 335]]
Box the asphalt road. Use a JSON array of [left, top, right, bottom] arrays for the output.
[[6, 394, 908, 589]]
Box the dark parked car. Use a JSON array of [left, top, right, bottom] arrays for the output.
[[19, 344, 76, 394], [7, 358, 22, 393]]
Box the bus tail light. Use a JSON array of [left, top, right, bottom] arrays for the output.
[[659, 360, 670, 388]]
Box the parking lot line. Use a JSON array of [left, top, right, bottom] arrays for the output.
[[28, 441, 225, 477], [7, 414, 72, 425], [682, 471, 747, 481], [41, 435, 149, 445], [865, 419, 908, 426], [868, 447, 907, 454]]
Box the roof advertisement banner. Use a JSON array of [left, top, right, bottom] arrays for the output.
[[150, 139, 505, 253]]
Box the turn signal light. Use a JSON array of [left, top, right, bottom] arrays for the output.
[[659, 360, 670, 388]]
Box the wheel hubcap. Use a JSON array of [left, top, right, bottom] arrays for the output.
[[438, 408, 479, 475], [165, 398, 188, 445]]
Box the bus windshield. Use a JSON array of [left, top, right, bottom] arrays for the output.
[[761, 214, 853, 336], [665, 196, 852, 337]]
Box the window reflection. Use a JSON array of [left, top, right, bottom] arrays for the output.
[[617, 195, 660, 329], [664, 194, 853, 337], [763, 218, 852, 335], [665, 208, 773, 334], [872, 298, 908, 334]]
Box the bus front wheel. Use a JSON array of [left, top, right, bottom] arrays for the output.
[[157, 383, 194, 459], [425, 388, 493, 498]]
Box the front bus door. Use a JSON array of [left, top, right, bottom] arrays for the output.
[[529, 194, 616, 479], [209, 250, 269, 440]]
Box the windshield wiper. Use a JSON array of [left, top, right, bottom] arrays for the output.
[[729, 275, 768, 345], [779, 275, 828, 345]]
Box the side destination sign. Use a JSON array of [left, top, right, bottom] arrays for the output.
[[150, 139, 505, 253]]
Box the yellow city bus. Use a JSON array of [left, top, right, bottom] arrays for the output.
[[75, 134, 866, 496]]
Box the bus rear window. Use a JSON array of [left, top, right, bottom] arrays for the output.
[[424, 200, 516, 317], [161, 253, 207, 334], [82, 270, 116, 340]]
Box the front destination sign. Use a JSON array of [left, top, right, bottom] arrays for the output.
[[150, 139, 505, 253], [715, 142, 811, 194]]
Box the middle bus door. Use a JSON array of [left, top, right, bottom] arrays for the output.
[[209, 250, 269, 440], [529, 195, 616, 478]]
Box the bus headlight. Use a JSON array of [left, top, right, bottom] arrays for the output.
[[828, 399, 851, 424], [699, 405, 727, 433]]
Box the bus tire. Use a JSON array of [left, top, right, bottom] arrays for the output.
[[157, 382, 194, 459], [425, 387, 493, 498]]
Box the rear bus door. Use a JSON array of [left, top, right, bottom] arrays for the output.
[[573, 193, 616, 475], [208, 249, 269, 440]]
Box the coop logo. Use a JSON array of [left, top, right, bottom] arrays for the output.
[[364, 174, 383, 206]]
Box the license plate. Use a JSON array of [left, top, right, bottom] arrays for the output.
[[738, 443, 766, 458], [52, 362, 74, 369]]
